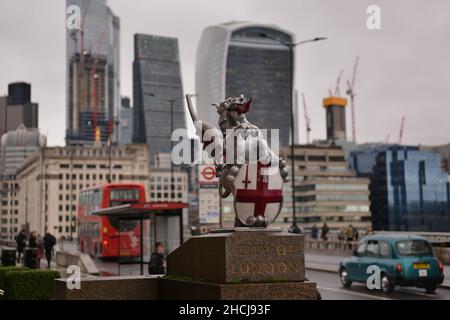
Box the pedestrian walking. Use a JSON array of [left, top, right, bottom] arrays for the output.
[[15, 229, 27, 263], [338, 229, 345, 241], [36, 233, 44, 268], [352, 226, 359, 241], [148, 242, 166, 275], [311, 224, 319, 240], [321, 223, 329, 241], [43, 231, 56, 269], [28, 231, 37, 248], [345, 224, 354, 242]]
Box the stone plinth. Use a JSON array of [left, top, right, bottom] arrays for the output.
[[167, 230, 305, 284], [159, 278, 317, 300], [163, 230, 316, 300]]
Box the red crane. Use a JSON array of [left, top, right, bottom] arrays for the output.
[[90, 31, 105, 143]]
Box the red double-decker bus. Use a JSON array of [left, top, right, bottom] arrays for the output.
[[77, 183, 146, 258]]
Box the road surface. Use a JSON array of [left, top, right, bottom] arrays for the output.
[[307, 269, 450, 300]]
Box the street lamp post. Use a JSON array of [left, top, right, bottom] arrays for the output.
[[259, 33, 327, 233], [167, 98, 176, 201]]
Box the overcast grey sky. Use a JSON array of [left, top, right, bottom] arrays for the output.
[[0, 0, 449, 146]]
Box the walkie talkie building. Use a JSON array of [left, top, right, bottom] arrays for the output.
[[196, 21, 294, 147]]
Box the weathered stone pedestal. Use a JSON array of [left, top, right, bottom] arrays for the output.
[[160, 229, 317, 300]]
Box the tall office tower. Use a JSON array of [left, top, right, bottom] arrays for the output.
[[65, 0, 120, 146], [7, 82, 31, 105], [323, 96, 348, 141], [196, 22, 294, 147], [133, 34, 187, 158], [351, 145, 450, 232], [118, 97, 133, 145], [0, 82, 39, 137]]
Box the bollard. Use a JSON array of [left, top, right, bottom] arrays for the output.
[[23, 248, 38, 269], [1, 247, 16, 266]]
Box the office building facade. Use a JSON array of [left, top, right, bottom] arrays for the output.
[[279, 144, 371, 232], [16, 144, 149, 239], [420, 143, 450, 175], [350, 145, 450, 231], [196, 21, 294, 147], [66, 0, 120, 146], [133, 34, 187, 158]]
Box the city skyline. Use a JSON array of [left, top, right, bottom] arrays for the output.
[[0, 0, 450, 147]]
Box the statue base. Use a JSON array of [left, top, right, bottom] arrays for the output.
[[209, 226, 282, 233], [160, 230, 317, 300]]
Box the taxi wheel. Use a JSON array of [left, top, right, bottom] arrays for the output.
[[381, 273, 394, 293], [339, 267, 352, 288], [425, 284, 437, 294]]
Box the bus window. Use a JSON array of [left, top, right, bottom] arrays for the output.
[[110, 189, 140, 206], [110, 189, 139, 200]]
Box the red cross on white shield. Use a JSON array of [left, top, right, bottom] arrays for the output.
[[234, 162, 284, 226]]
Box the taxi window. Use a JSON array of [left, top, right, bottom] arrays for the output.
[[396, 239, 433, 257], [356, 242, 366, 256], [366, 240, 379, 257], [379, 241, 390, 258]]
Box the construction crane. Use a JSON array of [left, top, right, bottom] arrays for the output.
[[333, 69, 344, 97], [90, 31, 105, 144], [398, 116, 406, 145], [346, 56, 359, 143], [301, 93, 312, 144]]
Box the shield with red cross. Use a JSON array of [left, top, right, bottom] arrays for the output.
[[233, 162, 284, 226]]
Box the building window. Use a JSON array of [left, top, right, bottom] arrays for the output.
[[308, 155, 326, 162]]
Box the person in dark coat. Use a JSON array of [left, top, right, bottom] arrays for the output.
[[43, 231, 56, 269], [28, 231, 37, 248], [311, 224, 319, 240], [321, 223, 329, 241], [148, 242, 166, 275], [15, 229, 27, 263]]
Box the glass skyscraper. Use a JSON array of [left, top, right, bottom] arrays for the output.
[[350, 145, 450, 231], [132, 34, 187, 158], [65, 0, 120, 146], [196, 22, 294, 147]]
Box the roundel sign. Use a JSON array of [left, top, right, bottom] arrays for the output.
[[199, 165, 218, 183]]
